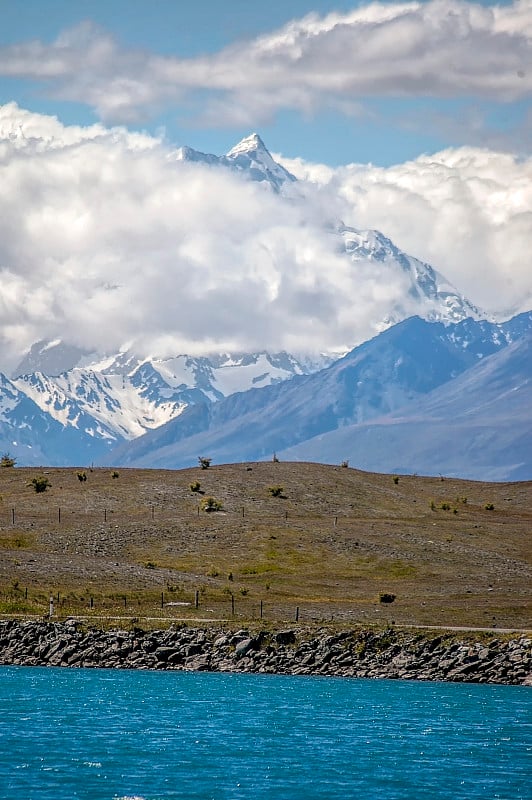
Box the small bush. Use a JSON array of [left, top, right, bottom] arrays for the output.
[[111, 471, 119, 479], [393, 476, 399, 484], [0, 453, 16, 468], [198, 456, 212, 469], [485, 503, 495, 511], [30, 476, 51, 494], [430, 499, 436, 511], [341, 460, 349, 468], [77, 471, 87, 483], [200, 496, 223, 512], [379, 592, 396, 604], [272, 452, 279, 463], [268, 485, 284, 497], [440, 502, 451, 511], [190, 480, 201, 493]]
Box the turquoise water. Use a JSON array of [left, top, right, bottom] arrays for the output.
[[0, 667, 530, 799]]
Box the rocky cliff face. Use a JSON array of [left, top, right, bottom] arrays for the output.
[[1, 621, 530, 685]]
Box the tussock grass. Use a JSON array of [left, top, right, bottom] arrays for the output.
[[0, 462, 530, 630]]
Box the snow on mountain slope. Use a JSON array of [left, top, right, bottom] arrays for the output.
[[337, 225, 482, 325], [175, 132, 296, 191], [224, 133, 296, 190], [11, 351, 314, 448], [0, 372, 111, 466], [106, 312, 532, 472]]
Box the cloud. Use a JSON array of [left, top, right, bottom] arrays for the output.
[[0, 2, 530, 126], [0, 104, 415, 372], [280, 145, 532, 313]]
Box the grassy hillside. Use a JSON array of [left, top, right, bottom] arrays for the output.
[[0, 462, 530, 630]]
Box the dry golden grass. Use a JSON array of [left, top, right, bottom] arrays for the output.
[[0, 462, 530, 630]]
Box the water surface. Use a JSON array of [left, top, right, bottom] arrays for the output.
[[0, 666, 529, 799]]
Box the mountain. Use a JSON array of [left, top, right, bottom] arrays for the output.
[[0, 372, 111, 466], [106, 312, 532, 478], [2, 132, 518, 471], [13, 339, 93, 378], [281, 334, 532, 482], [175, 132, 296, 191], [336, 225, 482, 325], [4, 351, 324, 464]]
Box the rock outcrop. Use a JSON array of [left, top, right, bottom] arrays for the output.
[[0, 620, 530, 685]]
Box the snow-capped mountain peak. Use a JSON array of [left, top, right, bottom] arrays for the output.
[[224, 133, 296, 190], [172, 133, 295, 191], [225, 132, 266, 157], [337, 224, 483, 325]]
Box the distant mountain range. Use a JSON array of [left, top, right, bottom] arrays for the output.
[[1, 133, 528, 479], [106, 312, 532, 481]]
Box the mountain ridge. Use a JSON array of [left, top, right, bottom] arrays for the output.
[[105, 312, 532, 479]]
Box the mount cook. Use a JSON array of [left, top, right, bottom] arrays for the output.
[[1, 133, 528, 479]]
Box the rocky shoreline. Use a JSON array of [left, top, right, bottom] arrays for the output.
[[0, 620, 530, 685]]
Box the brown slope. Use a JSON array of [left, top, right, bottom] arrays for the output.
[[0, 462, 530, 630]]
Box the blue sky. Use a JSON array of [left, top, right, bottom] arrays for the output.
[[0, 0, 528, 165]]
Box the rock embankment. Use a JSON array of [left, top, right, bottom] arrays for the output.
[[0, 620, 530, 685]]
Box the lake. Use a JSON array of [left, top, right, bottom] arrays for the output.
[[0, 666, 530, 799]]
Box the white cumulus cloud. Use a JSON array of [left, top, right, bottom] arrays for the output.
[[279, 145, 532, 313], [0, 104, 416, 372]]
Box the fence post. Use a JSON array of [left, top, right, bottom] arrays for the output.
[[231, 595, 235, 616], [295, 606, 299, 622], [58, 507, 61, 524], [161, 592, 164, 609], [260, 600, 263, 619], [11, 508, 15, 525], [195, 590, 199, 609]]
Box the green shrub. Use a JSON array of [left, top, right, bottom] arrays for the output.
[[341, 460, 349, 468], [0, 453, 16, 468], [268, 485, 284, 497], [77, 471, 87, 483], [30, 476, 51, 493], [190, 480, 201, 493], [379, 592, 396, 604], [393, 476, 399, 484], [485, 503, 495, 511], [440, 502, 451, 511], [111, 471, 119, 479], [272, 452, 279, 463], [430, 499, 436, 511], [200, 496, 223, 512], [198, 456, 212, 469]]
